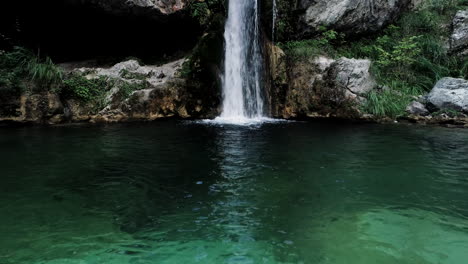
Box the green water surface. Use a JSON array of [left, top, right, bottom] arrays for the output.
[[1, 121, 467, 264]]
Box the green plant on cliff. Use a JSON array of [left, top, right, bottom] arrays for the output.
[[280, 29, 343, 59], [189, 0, 224, 27], [279, 0, 468, 118], [115, 81, 148, 100], [342, 0, 468, 117], [274, 0, 297, 42], [0, 47, 62, 93], [62, 74, 110, 102]]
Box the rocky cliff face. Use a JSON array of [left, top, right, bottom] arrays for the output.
[[298, 0, 414, 36], [451, 10, 468, 56], [269, 44, 377, 119], [0, 58, 219, 124]]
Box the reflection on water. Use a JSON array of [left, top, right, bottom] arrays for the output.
[[0, 121, 468, 264]]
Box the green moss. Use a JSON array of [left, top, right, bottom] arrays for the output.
[[116, 81, 149, 100], [279, 29, 344, 60], [62, 74, 110, 102]]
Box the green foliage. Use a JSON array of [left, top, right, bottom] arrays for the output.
[[277, 0, 468, 118], [274, 0, 297, 42], [62, 74, 109, 102], [364, 83, 420, 118], [280, 30, 343, 59], [432, 108, 463, 117], [189, 0, 224, 27], [0, 47, 62, 93], [374, 35, 422, 68], [26, 56, 63, 88], [190, 2, 210, 26], [341, 0, 468, 117], [115, 81, 148, 100]]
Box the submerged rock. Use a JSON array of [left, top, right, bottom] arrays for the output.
[[450, 10, 468, 55], [427, 77, 468, 113], [298, 0, 413, 36]]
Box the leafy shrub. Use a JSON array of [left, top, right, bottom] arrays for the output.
[[0, 47, 62, 92], [280, 29, 343, 59], [189, 0, 223, 27], [62, 74, 109, 102]]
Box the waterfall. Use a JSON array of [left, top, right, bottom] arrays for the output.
[[272, 0, 277, 43], [216, 0, 266, 123]]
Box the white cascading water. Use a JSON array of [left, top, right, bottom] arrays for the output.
[[272, 0, 277, 43], [215, 0, 266, 123]]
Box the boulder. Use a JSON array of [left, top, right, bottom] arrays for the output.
[[450, 10, 468, 55], [427, 77, 468, 113], [329, 58, 376, 99], [298, 0, 412, 36], [406, 101, 429, 116]]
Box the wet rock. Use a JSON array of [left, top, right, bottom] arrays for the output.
[[69, 58, 210, 122], [0, 92, 65, 124], [269, 45, 377, 119], [450, 10, 468, 55], [298, 0, 413, 36], [427, 77, 468, 113], [406, 101, 429, 116]]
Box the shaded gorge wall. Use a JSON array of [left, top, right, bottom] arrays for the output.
[[0, 0, 202, 63]]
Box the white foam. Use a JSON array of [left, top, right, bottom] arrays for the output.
[[201, 116, 288, 126]]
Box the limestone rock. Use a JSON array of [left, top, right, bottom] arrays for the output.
[[427, 77, 468, 113], [299, 0, 412, 36], [0, 92, 64, 124], [329, 58, 376, 99], [269, 45, 377, 119], [75, 59, 185, 89], [450, 10, 468, 55]]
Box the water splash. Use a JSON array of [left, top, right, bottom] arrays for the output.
[[216, 0, 266, 124]]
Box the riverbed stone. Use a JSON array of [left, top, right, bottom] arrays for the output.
[[427, 77, 468, 113]]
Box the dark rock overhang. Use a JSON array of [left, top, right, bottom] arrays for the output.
[[0, 0, 200, 63]]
